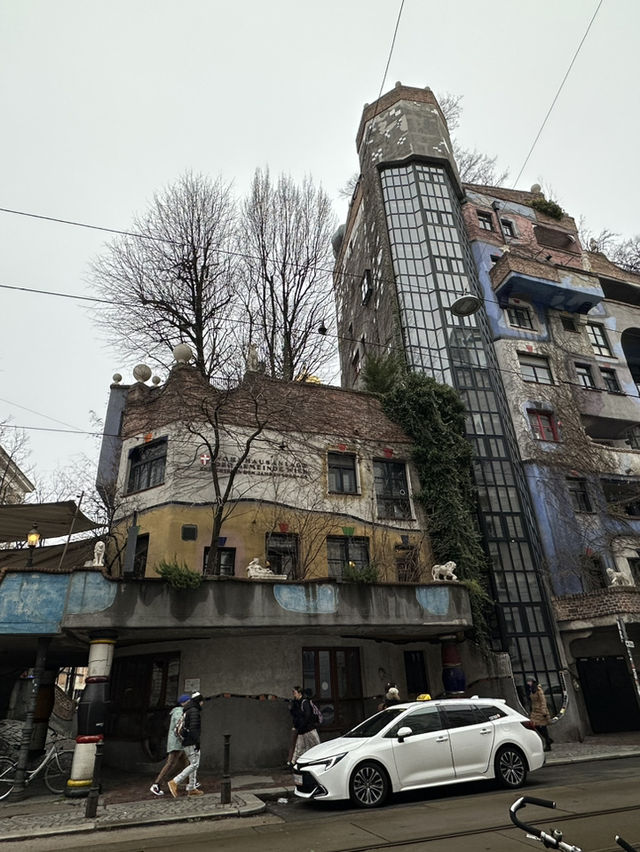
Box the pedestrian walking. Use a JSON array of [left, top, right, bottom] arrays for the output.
[[526, 677, 553, 752], [150, 693, 190, 796], [291, 686, 320, 763], [378, 682, 402, 711], [285, 687, 304, 769], [168, 692, 205, 797]]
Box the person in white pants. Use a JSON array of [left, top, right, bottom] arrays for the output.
[[168, 692, 205, 797]]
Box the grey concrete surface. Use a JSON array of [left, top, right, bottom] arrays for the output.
[[0, 734, 638, 845]]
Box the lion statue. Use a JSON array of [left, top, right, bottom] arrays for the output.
[[431, 561, 458, 582]]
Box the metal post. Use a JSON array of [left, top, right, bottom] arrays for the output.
[[220, 733, 231, 804], [84, 739, 104, 819], [12, 638, 50, 798], [616, 616, 640, 707]]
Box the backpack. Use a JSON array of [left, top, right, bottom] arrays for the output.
[[174, 711, 187, 741], [309, 700, 323, 726]]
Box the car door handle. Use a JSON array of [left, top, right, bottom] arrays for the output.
[[435, 735, 449, 742], [479, 728, 492, 735]]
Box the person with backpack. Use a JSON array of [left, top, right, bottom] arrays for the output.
[[150, 693, 190, 797], [291, 686, 321, 764], [168, 692, 205, 797]]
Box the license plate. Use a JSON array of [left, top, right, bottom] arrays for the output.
[[293, 773, 302, 786]]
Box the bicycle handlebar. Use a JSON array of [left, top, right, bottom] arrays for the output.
[[510, 796, 557, 835]]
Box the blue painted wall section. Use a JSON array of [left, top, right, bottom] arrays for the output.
[[0, 572, 117, 634], [273, 584, 337, 613], [415, 585, 452, 616]]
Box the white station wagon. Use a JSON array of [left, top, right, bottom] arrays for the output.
[[293, 698, 545, 808]]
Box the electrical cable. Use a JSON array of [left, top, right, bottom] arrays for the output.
[[512, 0, 604, 188]]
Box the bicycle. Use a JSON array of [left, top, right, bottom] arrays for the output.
[[0, 734, 74, 799], [510, 795, 638, 852]]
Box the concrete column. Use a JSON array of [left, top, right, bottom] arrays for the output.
[[13, 637, 50, 797], [65, 631, 116, 798], [29, 669, 57, 755]]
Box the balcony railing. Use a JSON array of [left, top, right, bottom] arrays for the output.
[[490, 253, 604, 313], [553, 585, 640, 625]]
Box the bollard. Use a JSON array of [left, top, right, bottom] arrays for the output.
[[84, 739, 104, 819], [220, 733, 231, 804]]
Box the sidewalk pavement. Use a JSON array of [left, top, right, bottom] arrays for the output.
[[1, 733, 639, 844]]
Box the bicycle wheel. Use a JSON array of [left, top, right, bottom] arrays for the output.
[[44, 750, 73, 795], [0, 756, 16, 800]]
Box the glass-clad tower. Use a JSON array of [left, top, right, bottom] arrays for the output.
[[333, 84, 563, 706]]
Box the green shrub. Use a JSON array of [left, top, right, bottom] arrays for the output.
[[531, 197, 564, 220], [155, 558, 203, 590], [343, 561, 379, 583]]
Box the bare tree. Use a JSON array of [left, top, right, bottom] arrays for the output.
[[91, 172, 240, 381], [239, 169, 337, 381], [0, 419, 33, 505], [578, 217, 640, 273], [438, 93, 509, 186]]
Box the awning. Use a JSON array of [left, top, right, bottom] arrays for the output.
[[0, 501, 102, 543]]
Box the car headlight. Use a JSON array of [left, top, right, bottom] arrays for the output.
[[302, 752, 348, 772]]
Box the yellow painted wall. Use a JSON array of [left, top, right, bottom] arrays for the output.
[[110, 502, 431, 581]]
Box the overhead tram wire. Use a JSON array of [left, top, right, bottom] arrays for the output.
[[512, 0, 604, 188], [1, 279, 638, 401]]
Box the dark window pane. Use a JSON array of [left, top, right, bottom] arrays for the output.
[[373, 460, 411, 519], [443, 705, 478, 728], [328, 452, 357, 493], [127, 438, 167, 494]]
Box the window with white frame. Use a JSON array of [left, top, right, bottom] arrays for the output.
[[575, 363, 596, 389], [506, 305, 534, 330], [518, 353, 553, 384], [586, 323, 612, 356]]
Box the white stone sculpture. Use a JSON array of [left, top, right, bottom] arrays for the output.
[[431, 560, 458, 582], [606, 567, 630, 587], [246, 558, 287, 581], [93, 541, 105, 567]]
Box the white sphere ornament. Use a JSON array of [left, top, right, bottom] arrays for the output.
[[173, 344, 193, 364], [133, 364, 152, 382]]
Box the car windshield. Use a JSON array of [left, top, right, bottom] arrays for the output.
[[343, 708, 405, 738]]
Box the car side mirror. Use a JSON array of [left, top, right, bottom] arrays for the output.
[[397, 726, 413, 743]]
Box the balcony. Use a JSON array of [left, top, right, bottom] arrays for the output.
[[490, 253, 604, 313], [0, 566, 473, 663], [553, 585, 640, 628]]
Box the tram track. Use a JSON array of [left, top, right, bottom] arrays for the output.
[[316, 802, 640, 852]]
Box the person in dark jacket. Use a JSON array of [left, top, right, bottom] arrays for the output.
[[285, 687, 304, 769], [291, 687, 320, 763], [168, 692, 205, 797]]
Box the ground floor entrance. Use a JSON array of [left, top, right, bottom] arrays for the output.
[[577, 655, 640, 733]]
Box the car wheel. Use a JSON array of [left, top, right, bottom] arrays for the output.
[[495, 745, 527, 788], [349, 761, 389, 808]]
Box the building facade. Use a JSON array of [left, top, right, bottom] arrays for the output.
[[333, 82, 640, 736], [83, 358, 481, 771]]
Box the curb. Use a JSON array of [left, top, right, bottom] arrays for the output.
[[0, 794, 266, 843]]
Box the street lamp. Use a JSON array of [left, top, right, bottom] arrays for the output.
[[26, 524, 40, 567], [449, 292, 482, 317]]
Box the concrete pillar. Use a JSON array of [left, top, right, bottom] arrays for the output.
[[29, 669, 57, 755], [65, 631, 116, 798]]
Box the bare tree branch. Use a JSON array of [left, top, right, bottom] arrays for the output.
[[90, 172, 241, 381], [239, 170, 337, 381]]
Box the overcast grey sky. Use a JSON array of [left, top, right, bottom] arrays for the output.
[[1, 0, 637, 490]]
